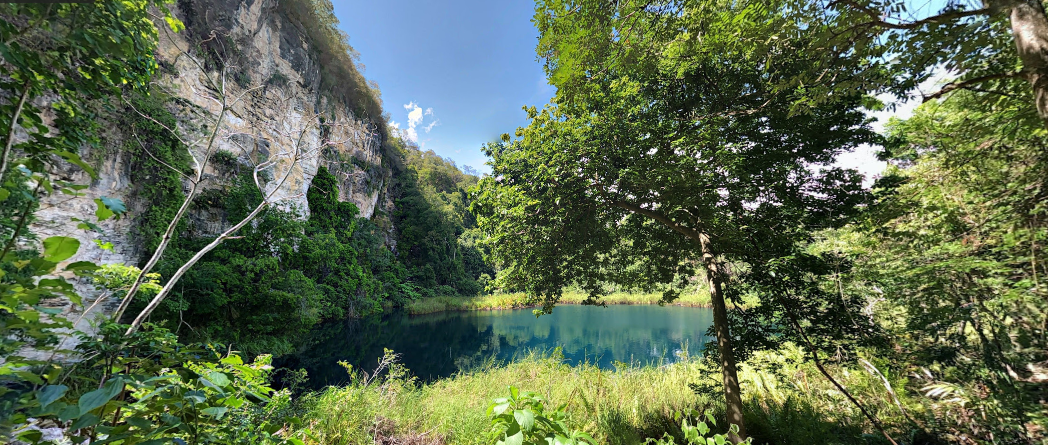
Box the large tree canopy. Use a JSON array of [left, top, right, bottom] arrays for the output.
[[786, 0, 1046, 128], [473, 0, 878, 440]]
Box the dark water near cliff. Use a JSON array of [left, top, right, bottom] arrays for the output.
[[277, 305, 715, 388]]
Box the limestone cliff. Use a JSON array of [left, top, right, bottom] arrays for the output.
[[29, 0, 395, 331]]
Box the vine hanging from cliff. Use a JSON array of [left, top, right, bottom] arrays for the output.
[[122, 90, 193, 253]]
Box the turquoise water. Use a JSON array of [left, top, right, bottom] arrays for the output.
[[279, 305, 715, 388]]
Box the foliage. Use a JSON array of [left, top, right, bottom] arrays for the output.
[[136, 167, 410, 353], [479, 0, 879, 438], [487, 386, 595, 445], [307, 350, 707, 445], [121, 89, 193, 252], [785, 0, 1039, 124], [394, 143, 491, 297], [646, 410, 750, 445], [12, 322, 310, 445], [0, 2, 181, 440], [817, 89, 1048, 442], [304, 348, 918, 445]]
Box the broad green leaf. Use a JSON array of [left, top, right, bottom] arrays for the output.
[[78, 377, 123, 413], [64, 261, 99, 272], [94, 198, 114, 221], [492, 402, 511, 415], [100, 196, 127, 214], [504, 431, 524, 445], [514, 409, 536, 432], [58, 405, 79, 422], [16, 429, 43, 443], [36, 384, 68, 408], [55, 151, 97, 178], [42, 236, 80, 262], [69, 413, 100, 431], [201, 406, 228, 419], [126, 416, 152, 429], [207, 371, 230, 387]]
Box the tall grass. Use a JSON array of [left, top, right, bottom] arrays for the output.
[[304, 351, 714, 445], [301, 345, 919, 445], [404, 291, 718, 315]]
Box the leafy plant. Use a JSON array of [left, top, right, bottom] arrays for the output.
[[487, 386, 595, 445], [646, 410, 751, 445]]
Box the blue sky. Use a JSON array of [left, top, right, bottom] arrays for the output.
[[330, 1, 963, 182], [332, 0, 554, 174]]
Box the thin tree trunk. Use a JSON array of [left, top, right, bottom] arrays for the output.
[[125, 200, 269, 335], [112, 105, 227, 322], [1002, 0, 1048, 126], [698, 233, 747, 443], [1, 79, 32, 180]]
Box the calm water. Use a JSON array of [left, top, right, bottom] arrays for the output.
[[278, 305, 715, 388]]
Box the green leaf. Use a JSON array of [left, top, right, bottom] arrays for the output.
[[69, 413, 100, 431], [64, 261, 99, 272], [36, 384, 68, 408], [0, 188, 9, 202], [94, 199, 114, 221], [514, 409, 536, 432], [78, 377, 123, 413], [55, 151, 97, 178], [201, 406, 229, 419], [207, 371, 230, 387], [492, 402, 511, 416], [58, 405, 80, 422], [42, 236, 80, 262], [504, 431, 524, 445], [100, 196, 127, 214], [126, 416, 152, 429], [16, 429, 42, 443]]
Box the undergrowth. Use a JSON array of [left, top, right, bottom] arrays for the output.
[[301, 346, 915, 445]]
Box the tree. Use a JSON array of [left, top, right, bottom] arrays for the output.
[[788, 0, 1048, 128], [474, 1, 876, 440], [827, 90, 1048, 442]]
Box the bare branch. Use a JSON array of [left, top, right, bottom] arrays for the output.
[[836, 0, 990, 30], [923, 70, 1026, 102], [131, 129, 196, 184]]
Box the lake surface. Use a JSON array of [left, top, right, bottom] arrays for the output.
[[278, 305, 715, 388]]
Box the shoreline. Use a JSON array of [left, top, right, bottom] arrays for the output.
[[404, 291, 718, 315]]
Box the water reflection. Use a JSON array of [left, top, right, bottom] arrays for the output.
[[277, 305, 715, 388]]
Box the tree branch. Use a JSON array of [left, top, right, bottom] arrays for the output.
[[612, 200, 704, 243], [776, 290, 899, 445], [922, 70, 1027, 102], [1, 79, 32, 180], [837, 0, 990, 30]]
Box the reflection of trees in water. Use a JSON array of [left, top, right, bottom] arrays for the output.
[[276, 306, 714, 389]]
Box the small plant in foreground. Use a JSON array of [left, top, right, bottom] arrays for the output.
[[487, 386, 594, 445], [646, 409, 751, 445]]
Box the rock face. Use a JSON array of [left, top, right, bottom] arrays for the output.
[[28, 0, 394, 334]]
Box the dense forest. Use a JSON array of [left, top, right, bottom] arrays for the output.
[[0, 0, 1046, 444]]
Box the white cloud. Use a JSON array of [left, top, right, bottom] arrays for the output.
[[400, 101, 436, 145]]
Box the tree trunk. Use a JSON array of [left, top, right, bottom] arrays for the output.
[[1002, 0, 1048, 126], [699, 233, 747, 443]]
